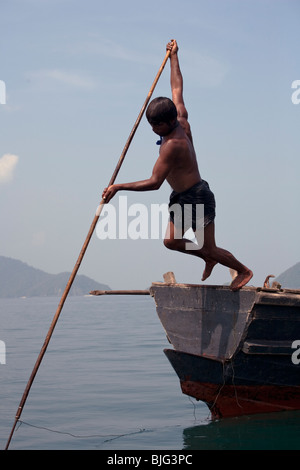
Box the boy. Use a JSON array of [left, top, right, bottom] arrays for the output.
[[102, 40, 252, 290]]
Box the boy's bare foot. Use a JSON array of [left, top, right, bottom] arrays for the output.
[[230, 270, 253, 291], [202, 260, 217, 281]]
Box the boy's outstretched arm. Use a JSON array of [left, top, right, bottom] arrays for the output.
[[167, 40, 193, 141]]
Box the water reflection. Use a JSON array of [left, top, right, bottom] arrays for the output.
[[182, 410, 300, 450]]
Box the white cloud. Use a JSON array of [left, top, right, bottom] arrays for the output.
[[0, 154, 19, 184], [72, 35, 229, 86], [73, 35, 160, 67], [27, 69, 96, 90], [85, 38, 143, 63]]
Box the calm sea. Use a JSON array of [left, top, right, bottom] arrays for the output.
[[1, 295, 300, 451]]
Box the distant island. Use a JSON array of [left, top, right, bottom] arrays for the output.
[[275, 261, 300, 290], [0, 256, 111, 298], [0, 255, 299, 298]]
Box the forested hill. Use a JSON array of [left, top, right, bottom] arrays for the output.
[[0, 256, 111, 298]]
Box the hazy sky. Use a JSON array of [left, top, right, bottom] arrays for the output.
[[1, 0, 299, 290]]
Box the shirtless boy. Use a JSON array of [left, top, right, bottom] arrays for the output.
[[102, 40, 253, 291]]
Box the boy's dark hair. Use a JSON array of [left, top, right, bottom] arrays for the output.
[[146, 97, 177, 125]]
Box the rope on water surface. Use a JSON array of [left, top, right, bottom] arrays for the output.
[[16, 419, 150, 442]]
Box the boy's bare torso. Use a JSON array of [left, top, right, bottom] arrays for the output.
[[161, 119, 201, 193]]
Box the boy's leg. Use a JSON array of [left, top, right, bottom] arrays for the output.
[[164, 221, 252, 290], [195, 222, 253, 288], [163, 220, 217, 280]]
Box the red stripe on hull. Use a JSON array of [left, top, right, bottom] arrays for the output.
[[181, 381, 300, 419]]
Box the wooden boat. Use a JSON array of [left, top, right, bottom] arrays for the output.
[[150, 272, 300, 419]]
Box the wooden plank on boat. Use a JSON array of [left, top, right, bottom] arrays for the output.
[[90, 289, 150, 296], [242, 340, 293, 355], [252, 304, 300, 320], [256, 291, 300, 307]]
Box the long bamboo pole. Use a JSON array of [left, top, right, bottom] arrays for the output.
[[5, 47, 171, 450]]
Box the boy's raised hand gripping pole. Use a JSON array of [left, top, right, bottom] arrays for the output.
[[5, 44, 172, 451]]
